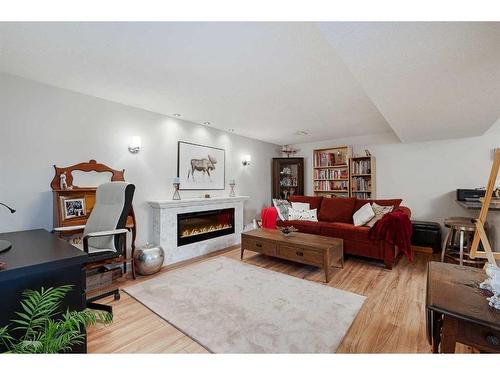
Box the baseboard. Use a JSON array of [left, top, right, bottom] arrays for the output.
[[412, 245, 433, 254]]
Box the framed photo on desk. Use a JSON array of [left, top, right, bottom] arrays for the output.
[[60, 197, 86, 219]]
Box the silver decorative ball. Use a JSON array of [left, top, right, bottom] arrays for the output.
[[134, 243, 165, 276]]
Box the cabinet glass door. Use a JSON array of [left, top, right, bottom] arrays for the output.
[[279, 161, 299, 199], [273, 158, 304, 200]]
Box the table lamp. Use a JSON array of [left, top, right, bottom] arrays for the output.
[[0, 202, 16, 253]]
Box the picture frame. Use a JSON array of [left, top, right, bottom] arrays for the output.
[[177, 141, 225, 190], [60, 197, 86, 219]]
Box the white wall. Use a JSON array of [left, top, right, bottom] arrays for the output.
[[0, 73, 279, 245], [293, 125, 500, 247]]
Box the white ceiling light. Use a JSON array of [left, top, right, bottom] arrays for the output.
[[173, 113, 181, 117], [203, 121, 211, 125]]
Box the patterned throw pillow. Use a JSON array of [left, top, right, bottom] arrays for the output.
[[272, 199, 291, 221], [291, 202, 310, 211], [365, 203, 393, 228], [287, 207, 318, 222]]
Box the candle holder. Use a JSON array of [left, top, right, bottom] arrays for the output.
[[229, 181, 236, 197], [172, 181, 181, 200]]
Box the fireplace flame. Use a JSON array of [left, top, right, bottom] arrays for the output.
[[181, 223, 232, 238]]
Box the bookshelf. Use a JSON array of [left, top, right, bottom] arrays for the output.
[[350, 156, 376, 199], [312, 146, 351, 197]]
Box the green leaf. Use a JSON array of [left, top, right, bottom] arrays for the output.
[[1, 284, 112, 354]]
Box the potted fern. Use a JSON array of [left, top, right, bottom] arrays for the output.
[[0, 285, 112, 353]]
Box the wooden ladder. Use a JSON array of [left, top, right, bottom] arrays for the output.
[[469, 148, 500, 265]]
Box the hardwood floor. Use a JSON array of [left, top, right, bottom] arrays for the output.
[[87, 249, 473, 353]]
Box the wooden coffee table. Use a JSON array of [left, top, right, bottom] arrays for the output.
[[241, 228, 343, 283]]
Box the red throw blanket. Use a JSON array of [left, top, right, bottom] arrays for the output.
[[261, 207, 278, 229], [369, 209, 413, 261]]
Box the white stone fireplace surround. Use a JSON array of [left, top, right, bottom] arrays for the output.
[[148, 196, 249, 266]]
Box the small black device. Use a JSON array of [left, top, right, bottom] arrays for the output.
[[411, 221, 442, 253], [456, 188, 486, 202]]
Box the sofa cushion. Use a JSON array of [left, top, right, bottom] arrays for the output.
[[289, 195, 323, 210], [319, 222, 372, 243], [354, 198, 402, 212], [280, 220, 322, 235], [318, 197, 356, 223]]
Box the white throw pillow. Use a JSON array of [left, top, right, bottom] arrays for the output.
[[272, 199, 291, 221], [353, 203, 375, 226], [291, 202, 310, 211], [365, 203, 393, 228], [288, 207, 318, 222]]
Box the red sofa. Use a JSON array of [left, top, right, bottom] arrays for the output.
[[280, 195, 411, 269]]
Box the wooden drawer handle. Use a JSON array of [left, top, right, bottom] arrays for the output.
[[486, 334, 500, 346], [296, 251, 304, 256], [256, 243, 262, 248]]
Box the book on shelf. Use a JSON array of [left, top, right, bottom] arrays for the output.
[[314, 180, 348, 192], [352, 192, 371, 199], [313, 168, 348, 180], [314, 150, 347, 167], [351, 159, 372, 175], [351, 177, 371, 192]]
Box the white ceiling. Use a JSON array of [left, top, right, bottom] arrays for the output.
[[0, 22, 498, 145], [319, 22, 500, 143]]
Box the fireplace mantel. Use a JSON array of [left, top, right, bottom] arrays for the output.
[[148, 196, 249, 209], [148, 196, 249, 266]]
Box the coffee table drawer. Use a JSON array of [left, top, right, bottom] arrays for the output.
[[277, 244, 323, 266], [242, 237, 277, 256]]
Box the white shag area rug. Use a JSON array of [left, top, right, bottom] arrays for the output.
[[124, 257, 365, 353]]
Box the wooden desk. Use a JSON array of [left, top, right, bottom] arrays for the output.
[[426, 261, 500, 353], [0, 229, 88, 353]]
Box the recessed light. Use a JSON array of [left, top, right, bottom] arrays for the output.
[[203, 121, 211, 125], [228, 128, 235, 133], [173, 113, 181, 117], [296, 130, 309, 136]]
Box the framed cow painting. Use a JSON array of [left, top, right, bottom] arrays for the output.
[[177, 141, 225, 190]]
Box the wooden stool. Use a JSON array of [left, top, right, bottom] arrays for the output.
[[441, 217, 486, 266]]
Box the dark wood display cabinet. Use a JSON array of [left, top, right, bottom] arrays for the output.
[[272, 158, 304, 200]]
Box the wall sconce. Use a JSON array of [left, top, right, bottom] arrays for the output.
[[242, 155, 251, 166], [128, 136, 142, 154]]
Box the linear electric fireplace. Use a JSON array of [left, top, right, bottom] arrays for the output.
[[177, 208, 235, 246]]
